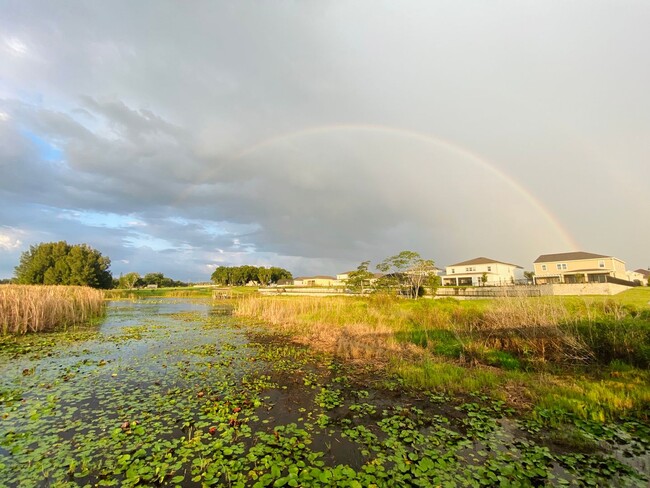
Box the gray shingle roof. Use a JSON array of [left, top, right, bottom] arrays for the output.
[[534, 251, 610, 263], [447, 257, 522, 268]]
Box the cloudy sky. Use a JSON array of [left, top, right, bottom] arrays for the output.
[[1, 1, 648, 281]]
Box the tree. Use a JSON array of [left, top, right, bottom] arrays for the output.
[[345, 261, 374, 294], [269, 267, 292, 283], [480, 272, 488, 286], [257, 267, 273, 286], [211, 265, 293, 286], [118, 272, 141, 289], [141, 273, 185, 288], [14, 241, 112, 289], [523, 271, 535, 284], [376, 251, 438, 299]]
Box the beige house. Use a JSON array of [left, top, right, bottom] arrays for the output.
[[442, 257, 522, 286], [630, 269, 649, 286], [533, 251, 627, 284], [293, 276, 339, 287]]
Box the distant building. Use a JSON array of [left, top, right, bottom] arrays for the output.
[[632, 269, 649, 286], [533, 251, 627, 284], [443, 257, 522, 286], [293, 276, 339, 287]]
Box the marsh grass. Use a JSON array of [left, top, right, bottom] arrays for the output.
[[235, 294, 650, 421], [0, 285, 105, 334]]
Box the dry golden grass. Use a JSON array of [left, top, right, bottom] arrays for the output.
[[235, 295, 411, 362], [0, 285, 105, 334]]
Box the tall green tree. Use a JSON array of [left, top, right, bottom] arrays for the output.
[[14, 241, 112, 289], [257, 267, 273, 286]]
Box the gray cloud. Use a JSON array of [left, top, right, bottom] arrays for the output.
[[1, 0, 649, 280]]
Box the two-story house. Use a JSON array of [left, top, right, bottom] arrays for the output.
[[442, 257, 522, 286], [533, 251, 627, 284]]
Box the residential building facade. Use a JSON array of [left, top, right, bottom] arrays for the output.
[[442, 257, 522, 286], [293, 276, 339, 287], [533, 252, 627, 284]]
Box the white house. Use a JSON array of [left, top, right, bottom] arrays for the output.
[[442, 257, 522, 286]]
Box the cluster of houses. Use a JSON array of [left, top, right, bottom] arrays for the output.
[[286, 251, 649, 289]]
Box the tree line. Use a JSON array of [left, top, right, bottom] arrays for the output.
[[115, 272, 187, 289], [11, 242, 187, 290], [211, 265, 292, 286]]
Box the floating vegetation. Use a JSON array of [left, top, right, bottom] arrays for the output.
[[0, 298, 647, 487]]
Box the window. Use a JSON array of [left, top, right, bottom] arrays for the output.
[[451, 269, 455, 274], [465, 267, 476, 272], [556, 263, 567, 270], [541, 264, 547, 271], [487, 266, 492, 272], [599, 260, 605, 268]]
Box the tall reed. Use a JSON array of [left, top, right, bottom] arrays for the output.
[[0, 285, 105, 334], [234, 295, 408, 360]]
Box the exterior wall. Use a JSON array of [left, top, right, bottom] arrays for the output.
[[293, 277, 340, 287], [547, 283, 631, 296], [627, 271, 647, 285], [444, 262, 518, 286], [534, 257, 627, 283]]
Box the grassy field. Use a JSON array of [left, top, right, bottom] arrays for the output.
[[234, 291, 650, 424], [0, 285, 105, 334]]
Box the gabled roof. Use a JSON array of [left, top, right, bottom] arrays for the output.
[[534, 251, 610, 263], [634, 269, 650, 277], [447, 257, 522, 269]]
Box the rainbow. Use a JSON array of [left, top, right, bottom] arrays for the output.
[[180, 123, 579, 250]]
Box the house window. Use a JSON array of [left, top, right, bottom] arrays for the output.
[[599, 260, 605, 268], [541, 265, 547, 271], [556, 263, 567, 270], [487, 266, 492, 272], [465, 267, 476, 272], [451, 269, 455, 274]]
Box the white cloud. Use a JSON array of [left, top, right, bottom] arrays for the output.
[[0, 231, 22, 251], [4, 36, 29, 57]]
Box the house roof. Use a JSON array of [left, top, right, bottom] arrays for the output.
[[634, 269, 650, 277], [447, 257, 522, 269], [297, 275, 336, 280], [534, 251, 611, 263]]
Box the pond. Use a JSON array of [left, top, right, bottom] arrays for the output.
[[0, 298, 647, 487]]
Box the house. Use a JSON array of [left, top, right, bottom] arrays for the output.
[[533, 251, 627, 284], [442, 257, 522, 286], [631, 269, 649, 286], [336, 271, 355, 282], [293, 276, 339, 287]]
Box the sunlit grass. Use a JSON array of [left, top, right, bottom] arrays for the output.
[[0, 285, 105, 334], [234, 294, 650, 421]]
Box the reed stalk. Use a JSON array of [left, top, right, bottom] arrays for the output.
[[0, 285, 105, 334]]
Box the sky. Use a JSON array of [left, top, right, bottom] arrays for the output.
[[1, 1, 649, 282]]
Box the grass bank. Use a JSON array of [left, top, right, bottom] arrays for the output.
[[0, 284, 105, 334], [234, 293, 650, 422]]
